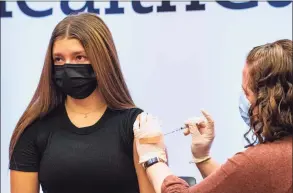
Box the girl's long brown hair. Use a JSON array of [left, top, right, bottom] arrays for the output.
[[9, 13, 135, 158], [244, 39, 293, 146]]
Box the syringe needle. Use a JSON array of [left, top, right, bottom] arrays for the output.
[[164, 127, 185, 136]]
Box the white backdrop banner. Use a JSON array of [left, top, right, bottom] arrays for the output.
[[1, 1, 292, 192]]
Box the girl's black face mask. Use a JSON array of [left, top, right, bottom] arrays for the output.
[[53, 64, 97, 99]]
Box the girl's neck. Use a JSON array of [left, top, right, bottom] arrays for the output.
[[65, 89, 107, 114]]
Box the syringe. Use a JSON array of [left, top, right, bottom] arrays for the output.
[[164, 122, 201, 136], [164, 127, 185, 136]]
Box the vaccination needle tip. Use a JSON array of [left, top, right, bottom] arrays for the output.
[[164, 127, 185, 136]]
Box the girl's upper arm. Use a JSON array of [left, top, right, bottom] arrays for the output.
[[123, 108, 156, 193], [10, 171, 39, 193], [133, 141, 156, 193]]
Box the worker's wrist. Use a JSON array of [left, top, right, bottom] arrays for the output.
[[189, 155, 211, 164]]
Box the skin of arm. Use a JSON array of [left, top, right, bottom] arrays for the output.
[[10, 171, 39, 193], [196, 158, 220, 178], [146, 162, 173, 193], [133, 143, 156, 193]]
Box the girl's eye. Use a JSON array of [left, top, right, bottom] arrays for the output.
[[76, 55, 87, 61], [54, 57, 63, 64]]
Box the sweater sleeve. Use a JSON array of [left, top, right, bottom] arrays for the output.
[[162, 151, 265, 193]]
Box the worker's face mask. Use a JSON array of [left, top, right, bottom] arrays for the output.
[[239, 89, 251, 126], [53, 64, 97, 99]]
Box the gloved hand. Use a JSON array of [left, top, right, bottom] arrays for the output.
[[184, 110, 215, 163], [133, 112, 167, 164]]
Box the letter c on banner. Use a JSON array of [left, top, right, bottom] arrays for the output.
[[216, 1, 258, 10], [17, 1, 53, 17], [268, 1, 292, 8], [132, 1, 153, 14]]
